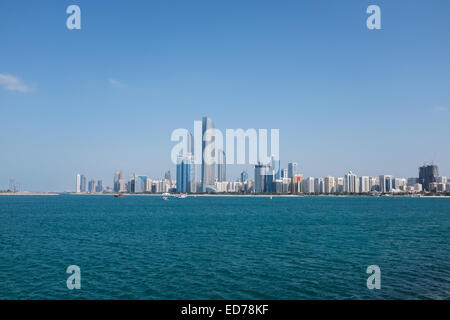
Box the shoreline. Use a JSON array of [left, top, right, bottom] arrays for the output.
[[0, 193, 59, 196], [63, 193, 450, 198]]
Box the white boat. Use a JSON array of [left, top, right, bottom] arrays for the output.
[[162, 192, 170, 200], [176, 194, 188, 199]]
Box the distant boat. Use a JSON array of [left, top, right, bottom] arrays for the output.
[[114, 194, 125, 198], [176, 194, 188, 199], [162, 192, 170, 200]]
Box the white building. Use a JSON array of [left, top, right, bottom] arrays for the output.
[[324, 176, 335, 194], [344, 171, 358, 193], [360, 176, 370, 193], [303, 177, 315, 194], [76, 174, 81, 193]]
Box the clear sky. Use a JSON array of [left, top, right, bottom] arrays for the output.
[[1, 0, 449, 191]]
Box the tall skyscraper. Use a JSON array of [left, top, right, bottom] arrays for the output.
[[76, 174, 81, 193], [177, 154, 195, 193], [254, 162, 268, 193], [288, 162, 298, 178], [217, 150, 226, 182], [164, 170, 171, 181], [201, 116, 216, 192], [419, 164, 439, 191], [80, 175, 87, 192]]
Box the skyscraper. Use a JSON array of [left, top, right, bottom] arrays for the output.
[[164, 170, 171, 181], [80, 175, 87, 192], [76, 174, 81, 193], [201, 116, 216, 192], [254, 162, 269, 193], [419, 164, 439, 191], [217, 150, 226, 182], [288, 162, 298, 178], [177, 154, 195, 193]]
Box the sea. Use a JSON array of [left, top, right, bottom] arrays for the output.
[[0, 195, 449, 299]]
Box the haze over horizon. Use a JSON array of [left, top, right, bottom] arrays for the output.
[[1, 0, 449, 191]]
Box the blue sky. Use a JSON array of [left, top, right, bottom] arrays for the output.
[[1, 0, 449, 191]]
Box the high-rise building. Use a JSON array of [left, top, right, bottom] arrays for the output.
[[265, 170, 275, 193], [164, 170, 171, 181], [281, 168, 288, 179], [217, 150, 226, 182], [271, 155, 280, 180], [254, 162, 269, 193], [76, 174, 81, 193], [288, 162, 298, 178], [80, 175, 87, 192], [379, 175, 394, 193], [240, 170, 248, 183], [88, 180, 96, 193], [96, 180, 103, 193], [177, 154, 195, 193], [344, 171, 357, 193], [360, 176, 370, 193], [201, 116, 216, 192], [324, 176, 335, 194], [145, 178, 153, 192], [132, 175, 147, 193], [335, 177, 345, 193], [419, 164, 439, 191], [303, 177, 315, 194], [314, 178, 324, 193]]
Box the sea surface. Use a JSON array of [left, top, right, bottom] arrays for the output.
[[0, 195, 449, 299]]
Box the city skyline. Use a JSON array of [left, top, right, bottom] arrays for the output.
[[67, 158, 448, 195], [1, 1, 450, 191]]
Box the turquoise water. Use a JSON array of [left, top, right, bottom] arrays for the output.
[[0, 195, 449, 299]]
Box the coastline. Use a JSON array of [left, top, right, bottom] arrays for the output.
[[0, 193, 59, 196], [63, 193, 450, 198]]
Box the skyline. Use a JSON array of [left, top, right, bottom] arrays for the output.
[[1, 0, 450, 191]]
